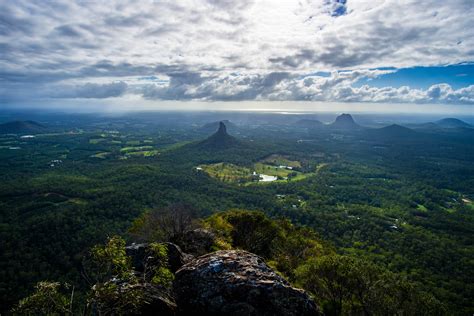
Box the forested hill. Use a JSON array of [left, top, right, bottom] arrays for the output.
[[0, 120, 47, 134], [12, 209, 443, 315]]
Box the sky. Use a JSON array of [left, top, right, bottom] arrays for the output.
[[1, 0, 474, 113]]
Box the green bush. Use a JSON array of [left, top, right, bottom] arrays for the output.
[[13, 281, 72, 315]]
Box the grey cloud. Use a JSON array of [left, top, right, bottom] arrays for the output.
[[140, 72, 293, 101], [53, 25, 83, 37], [51, 81, 128, 99], [0, 6, 35, 36], [104, 13, 153, 28]]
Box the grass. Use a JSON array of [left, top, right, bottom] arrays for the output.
[[254, 163, 295, 177], [417, 204, 428, 212], [68, 198, 88, 205], [316, 163, 329, 172], [126, 140, 140, 145], [120, 146, 154, 153], [262, 154, 301, 168], [126, 150, 159, 157], [200, 159, 317, 184], [199, 163, 252, 183], [90, 152, 110, 159], [89, 138, 107, 144]]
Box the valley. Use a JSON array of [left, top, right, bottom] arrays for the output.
[[0, 111, 473, 314]]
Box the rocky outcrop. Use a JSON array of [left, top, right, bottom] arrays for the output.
[[174, 250, 321, 316], [164, 242, 195, 273], [122, 244, 320, 315]]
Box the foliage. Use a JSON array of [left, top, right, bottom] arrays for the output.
[[148, 243, 174, 287], [205, 210, 284, 258], [88, 281, 145, 316], [295, 254, 445, 315], [87, 237, 173, 315], [129, 204, 199, 244], [12, 281, 72, 315], [90, 236, 131, 281]]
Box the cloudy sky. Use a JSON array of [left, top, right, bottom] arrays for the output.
[[1, 0, 474, 111]]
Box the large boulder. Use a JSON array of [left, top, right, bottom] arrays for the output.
[[164, 242, 194, 273], [174, 250, 321, 316]]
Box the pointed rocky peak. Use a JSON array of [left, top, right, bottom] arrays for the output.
[[199, 120, 238, 134], [198, 121, 238, 149], [217, 121, 227, 135]]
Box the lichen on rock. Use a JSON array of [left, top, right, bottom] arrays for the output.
[[174, 250, 321, 316]]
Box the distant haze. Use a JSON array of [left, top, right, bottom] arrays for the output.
[[2, 100, 473, 116]]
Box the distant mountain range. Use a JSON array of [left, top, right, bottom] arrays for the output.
[[407, 118, 472, 130], [294, 114, 362, 130], [0, 120, 47, 134], [295, 114, 472, 133]]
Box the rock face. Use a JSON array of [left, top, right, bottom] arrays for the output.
[[174, 250, 321, 316]]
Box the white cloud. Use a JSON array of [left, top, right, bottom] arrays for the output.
[[132, 70, 474, 105], [0, 0, 473, 104]]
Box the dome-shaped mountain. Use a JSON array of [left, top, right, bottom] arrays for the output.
[[0, 120, 47, 134], [435, 118, 471, 128], [198, 122, 239, 149], [329, 114, 361, 130]]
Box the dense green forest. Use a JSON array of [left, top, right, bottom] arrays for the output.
[[0, 112, 473, 314]]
